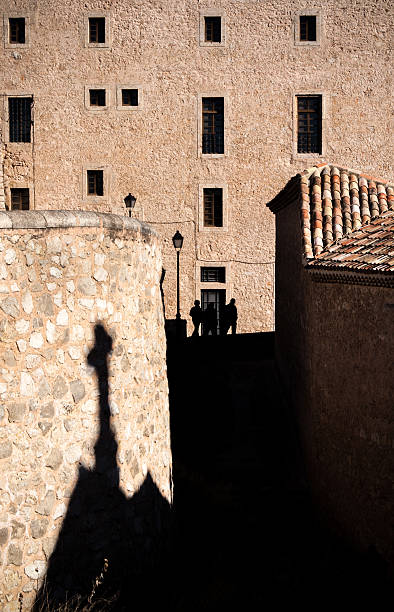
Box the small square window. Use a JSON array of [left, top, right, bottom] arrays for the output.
[[201, 267, 226, 283], [9, 17, 25, 44], [89, 89, 106, 106], [297, 96, 322, 154], [10, 188, 29, 210], [122, 89, 138, 106], [87, 170, 104, 196], [89, 17, 105, 43], [299, 16, 316, 41], [203, 188, 223, 227], [204, 16, 221, 42], [8, 97, 32, 143]]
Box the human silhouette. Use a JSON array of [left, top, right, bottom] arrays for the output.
[[223, 298, 238, 335], [189, 299, 203, 336], [203, 302, 217, 336]]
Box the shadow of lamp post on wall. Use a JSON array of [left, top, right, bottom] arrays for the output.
[[172, 230, 186, 339], [124, 193, 136, 217]]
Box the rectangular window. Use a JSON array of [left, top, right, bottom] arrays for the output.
[[9, 18, 25, 44], [201, 289, 226, 335], [89, 17, 105, 43], [8, 97, 32, 143], [299, 16, 316, 41], [10, 188, 29, 210], [87, 170, 104, 196], [89, 89, 106, 106], [205, 16, 221, 42], [297, 96, 322, 154], [122, 89, 138, 106], [201, 267, 225, 283], [202, 97, 224, 154], [203, 188, 223, 227]]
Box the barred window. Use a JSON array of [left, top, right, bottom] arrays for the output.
[[122, 89, 138, 106], [299, 16, 316, 41], [201, 267, 225, 283], [202, 97, 224, 154], [9, 97, 32, 143], [9, 18, 25, 44], [10, 188, 29, 210], [203, 188, 223, 227], [89, 17, 105, 43], [205, 16, 221, 42], [297, 96, 322, 154], [87, 170, 104, 196], [89, 89, 106, 106]]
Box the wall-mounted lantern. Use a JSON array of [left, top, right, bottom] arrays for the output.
[[124, 193, 136, 217]]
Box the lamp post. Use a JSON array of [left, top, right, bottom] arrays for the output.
[[124, 193, 136, 217], [172, 230, 184, 321]]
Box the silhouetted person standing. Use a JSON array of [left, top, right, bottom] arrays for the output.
[[189, 299, 203, 336], [224, 298, 238, 334], [204, 302, 217, 336]]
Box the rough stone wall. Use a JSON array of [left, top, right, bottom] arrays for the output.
[[1, 0, 392, 332], [303, 277, 394, 568], [275, 201, 394, 568], [0, 211, 172, 609]]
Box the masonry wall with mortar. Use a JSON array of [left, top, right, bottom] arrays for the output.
[[1, 0, 392, 332], [0, 211, 172, 609]]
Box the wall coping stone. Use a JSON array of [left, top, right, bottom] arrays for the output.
[[0, 210, 157, 236]]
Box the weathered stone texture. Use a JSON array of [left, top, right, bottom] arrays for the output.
[[0, 213, 172, 605], [2, 1, 391, 332]]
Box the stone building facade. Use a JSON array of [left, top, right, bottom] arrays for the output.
[[0, 211, 172, 609], [0, 0, 392, 332]]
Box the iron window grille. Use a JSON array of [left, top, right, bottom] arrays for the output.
[[89, 89, 106, 106], [299, 16, 317, 41], [203, 188, 223, 227], [87, 170, 104, 196], [202, 97, 224, 154], [89, 17, 105, 43], [122, 89, 138, 106], [297, 96, 322, 154], [201, 267, 226, 283], [9, 97, 32, 142], [10, 188, 29, 210], [205, 16, 221, 42], [9, 18, 25, 43]]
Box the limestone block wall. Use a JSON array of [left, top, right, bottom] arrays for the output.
[[0, 211, 172, 609]]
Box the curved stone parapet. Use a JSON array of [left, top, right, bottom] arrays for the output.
[[0, 211, 171, 609]]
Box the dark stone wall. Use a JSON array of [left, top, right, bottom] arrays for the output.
[[275, 201, 394, 570]]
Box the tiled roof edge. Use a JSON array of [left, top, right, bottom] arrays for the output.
[[307, 267, 394, 288]]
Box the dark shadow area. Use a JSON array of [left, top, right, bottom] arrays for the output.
[[167, 332, 393, 609], [34, 324, 172, 610]]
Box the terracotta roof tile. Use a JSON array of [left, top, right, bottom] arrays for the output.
[[267, 163, 394, 274]]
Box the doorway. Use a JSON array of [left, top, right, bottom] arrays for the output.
[[201, 289, 226, 335]]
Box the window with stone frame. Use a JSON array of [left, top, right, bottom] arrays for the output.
[[10, 188, 29, 210], [89, 89, 106, 107], [87, 170, 104, 196], [89, 17, 105, 43], [203, 187, 223, 227], [297, 95, 322, 154], [201, 267, 226, 282], [204, 16, 221, 42], [299, 15, 316, 41], [202, 97, 224, 154], [8, 97, 32, 142], [121, 89, 138, 107], [9, 17, 25, 44]]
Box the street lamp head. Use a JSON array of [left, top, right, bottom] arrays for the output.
[[124, 193, 136, 217], [172, 230, 184, 251]]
